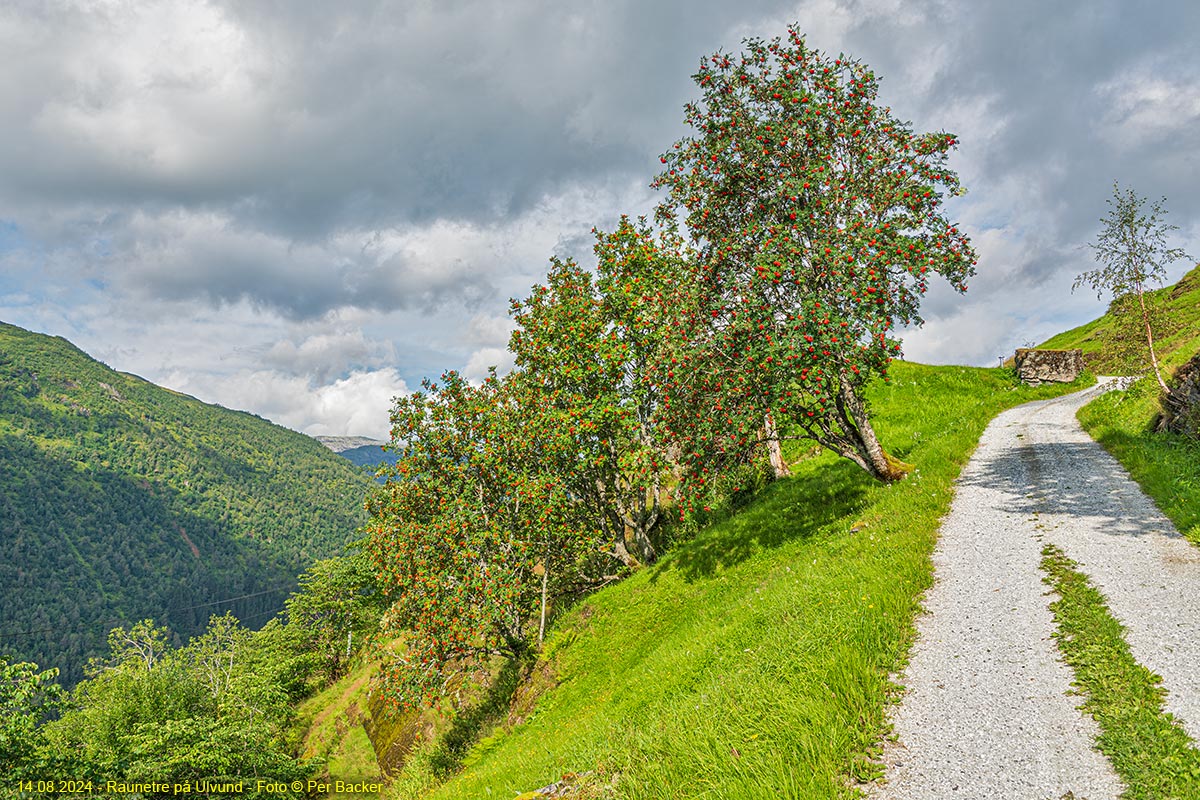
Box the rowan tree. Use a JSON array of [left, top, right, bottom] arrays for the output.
[[508, 217, 684, 566], [652, 27, 976, 488], [366, 371, 599, 709], [1075, 181, 1192, 393]]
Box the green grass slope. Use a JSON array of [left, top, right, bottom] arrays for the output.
[[1039, 263, 1200, 374], [380, 363, 1091, 799], [294, 659, 388, 798], [0, 321, 373, 684]]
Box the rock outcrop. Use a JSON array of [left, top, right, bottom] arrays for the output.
[[1159, 354, 1200, 439], [1014, 348, 1084, 385]]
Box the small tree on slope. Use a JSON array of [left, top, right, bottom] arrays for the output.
[[1075, 181, 1192, 393], [652, 27, 976, 485], [366, 371, 600, 709], [508, 218, 683, 566]]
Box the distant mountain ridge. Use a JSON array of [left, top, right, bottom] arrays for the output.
[[316, 434, 400, 471], [315, 434, 385, 453], [0, 321, 374, 684]]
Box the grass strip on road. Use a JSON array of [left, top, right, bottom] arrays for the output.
[[1041, 544, 1200, 799]]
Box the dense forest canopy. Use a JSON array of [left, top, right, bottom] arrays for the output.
[[0, 321, 373, 684]]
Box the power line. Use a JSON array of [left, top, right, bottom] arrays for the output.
[[0, 583, 298, 642], [0, 624, 96, 643], [169, 583, 297, 613]]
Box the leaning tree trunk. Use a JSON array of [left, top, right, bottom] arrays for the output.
[[1136, 284, 1171, 395], [837, 375, 913, 482]]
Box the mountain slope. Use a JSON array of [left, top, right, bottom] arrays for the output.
[[0, 321, 374, 684], [317, 435, 400, 471]]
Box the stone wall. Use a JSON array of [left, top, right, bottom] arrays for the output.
[[1160, 353, 1200, 440], [1014, 348, 1084, 385]]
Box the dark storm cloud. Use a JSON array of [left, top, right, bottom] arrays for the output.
[[0, 0, 781, 236], [0, 0, 792, 318]]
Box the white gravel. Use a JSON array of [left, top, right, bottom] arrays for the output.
[[869, 380, 1138, 800], [1008, 379, 1200, 744]]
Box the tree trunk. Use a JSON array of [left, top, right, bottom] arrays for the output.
[[538, 564, 548, 647], [611, 537, 638, 568], [837, 376, 912, 482], [612, 479, 660, 567], [764, 412, 791, 478], [1136, 284, 1171, 394], [628, 523, 657, 566]]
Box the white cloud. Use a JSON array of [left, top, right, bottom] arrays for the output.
[[464, 313, 517, 348], [903, 308, 1015, 366], [29, 0, 267, 179], [162, 366, 408, 441], [461, 347, 516, 384], [263, 328, 394, 382], [1095, 64, 1200, 151]]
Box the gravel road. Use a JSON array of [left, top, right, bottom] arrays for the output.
[[1007, 381, 1200, 744], [868, 377, 1199, 800]]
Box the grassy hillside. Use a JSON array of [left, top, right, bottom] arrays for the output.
[[0, 321, 374, 684], [1039, 263, 1200, 374], [323, 362, 1090, 799], [277, 223, 1196, 800]]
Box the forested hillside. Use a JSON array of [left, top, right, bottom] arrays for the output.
[[0, 322, 373, 684]]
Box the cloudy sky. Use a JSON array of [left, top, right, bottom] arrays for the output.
[[2, 0, 1197, 440]]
